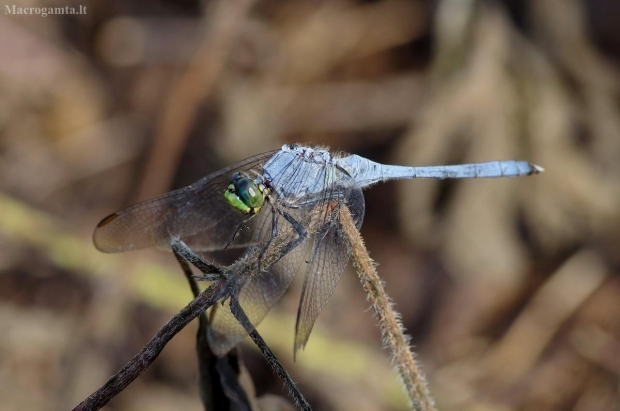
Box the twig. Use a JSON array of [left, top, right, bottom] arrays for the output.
[[230, 297, 311, 411], [172, 240, 311, 410], [72, 281, 224, 411], [174, 248, 253, 411], [74, 203, 329, 411], [339, 206, 437, 411]]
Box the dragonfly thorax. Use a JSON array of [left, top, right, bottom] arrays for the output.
[[224, 171, 266, 215]]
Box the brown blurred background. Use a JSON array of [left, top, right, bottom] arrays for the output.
[[2, 0, 620, 410]]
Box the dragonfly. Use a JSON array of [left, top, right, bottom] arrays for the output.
[[94, 144, 542, 357]]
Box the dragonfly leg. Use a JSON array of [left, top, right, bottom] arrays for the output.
[[224, 214, 254, 251], [256, 205, 280, 273], [170, 239, 225, 282], [256, 206, 308, 273], [257, 210, 276, 265], [269, 209, 308, 266]]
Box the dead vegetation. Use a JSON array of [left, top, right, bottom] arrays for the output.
[[1, 0, 619, 410]]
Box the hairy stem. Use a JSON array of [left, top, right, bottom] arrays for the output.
[[340, 206, 437, 411]]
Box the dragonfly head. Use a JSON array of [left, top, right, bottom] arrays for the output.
[[224, 171, 266, 214]]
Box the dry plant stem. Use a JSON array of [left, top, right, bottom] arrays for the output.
[[173, 250, 231, 411], [72, 281, 224, 411], [340, 206, 437, 411], [74, 205, 326, 410], [229, 297, 311, 411], [173, 239, 311, 410]]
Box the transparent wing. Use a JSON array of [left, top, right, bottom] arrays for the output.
[[207, 155, 334, 356], [207, 162, 366, 357], [294, 182, 365, 356], [93, 150, 278, 253], [207, 206, 310, 356]]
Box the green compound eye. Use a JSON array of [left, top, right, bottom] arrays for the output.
[[224, 172, 265, 214], [235, 178, 264, 209]]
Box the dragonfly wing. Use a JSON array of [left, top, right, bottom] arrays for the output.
[[208, 157, 366, 357], [207, 207, 309, 356], [93, 151, 277, 253], [294, 184, 365, 356]]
